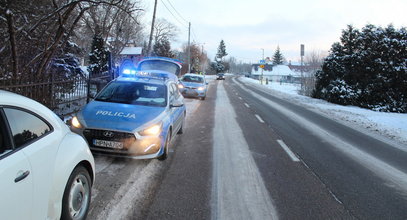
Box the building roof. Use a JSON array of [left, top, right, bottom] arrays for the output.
[[252, 65, 300, 76], [120, 47, 143, 55]]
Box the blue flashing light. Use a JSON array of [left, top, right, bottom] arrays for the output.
[[119, 70, 169, 81], [122, 69, 137, 75], [123, 69, 131, 74]]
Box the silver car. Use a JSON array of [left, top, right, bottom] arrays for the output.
[[178, 74, 208, 100]]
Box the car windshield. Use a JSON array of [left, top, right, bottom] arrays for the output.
[[181, 75, 204, 83], [138, 60, 180, 76], [95, 81, 167, 107]]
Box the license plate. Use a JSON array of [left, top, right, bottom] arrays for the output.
[[186, 89, 196, 94], [93, 139, 123, 149]]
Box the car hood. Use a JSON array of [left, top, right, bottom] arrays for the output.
[[79, 101, 166, 133], [181, 82, 204, 88]]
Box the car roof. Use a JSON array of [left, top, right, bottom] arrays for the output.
[[0, 90, 66, 129], [138, 56, 183, 68]]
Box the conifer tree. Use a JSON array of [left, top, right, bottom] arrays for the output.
[[314, 24, 407, 112], [216, 40, 228, 61], [88, 35, 109, 76], [153, 37, 175, 58], [272, 46, 284, 65]]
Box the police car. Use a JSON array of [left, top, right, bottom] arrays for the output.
[[71, 58, 186, 160]]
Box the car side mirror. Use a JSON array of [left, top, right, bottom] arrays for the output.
[[170, 99, 184, 108]]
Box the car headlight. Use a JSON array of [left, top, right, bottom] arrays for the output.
[[178, 84, 184, 89], [71, 116, 82, 128], [197, 87, 204, 91], [139, 123, 162, 136]]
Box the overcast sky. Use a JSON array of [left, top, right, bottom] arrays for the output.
[[143, 0, 407, 63]]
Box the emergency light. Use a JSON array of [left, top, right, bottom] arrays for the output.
[[122, 69, 136, 75]]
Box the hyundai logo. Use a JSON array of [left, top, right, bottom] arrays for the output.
[[103, 131, 114, 138]]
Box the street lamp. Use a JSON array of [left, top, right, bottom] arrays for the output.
[[260, 48, 264, 85]]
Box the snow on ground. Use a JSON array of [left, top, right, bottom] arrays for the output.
[[240, 76, 407, 146]]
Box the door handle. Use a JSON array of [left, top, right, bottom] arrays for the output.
[[15, 170, 30, 183]]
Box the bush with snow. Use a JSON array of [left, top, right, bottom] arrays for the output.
[[314, 24, 407, 113]]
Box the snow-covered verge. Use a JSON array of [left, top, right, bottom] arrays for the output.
[[240, 76, 407, 147]]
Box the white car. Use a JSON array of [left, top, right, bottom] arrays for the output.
[[0, 90, 95, 220]]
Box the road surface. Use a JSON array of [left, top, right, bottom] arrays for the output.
[[87, 76, 407, 220]]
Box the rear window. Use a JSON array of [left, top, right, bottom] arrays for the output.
[[138, 60, 180, 76]]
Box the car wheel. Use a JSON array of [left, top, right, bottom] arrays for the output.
[[200, 96, 206, 100], [158, 131, 171, 161], [61, 166, 92, 220]]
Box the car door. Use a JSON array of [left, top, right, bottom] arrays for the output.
[[1, 107, 56, 219], [0, 108, 33, 220], [169, 83, 184, 134]]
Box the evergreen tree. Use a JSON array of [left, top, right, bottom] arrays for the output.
[[153, 37, 175, 58], [272, 46, 284, 65], [211, 61, 225, 74], [50, 40, 84, 93], [216, 40, 228, 61], [314, 24, 407, 112], [88, 35, 109, 76]]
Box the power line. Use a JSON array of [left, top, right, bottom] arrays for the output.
[[191, 27, 199, 43], [159, 0, 188, 28], [165, 0, 188, 23]]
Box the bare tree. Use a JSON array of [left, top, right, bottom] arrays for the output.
[[300, 50, 327, 96], [180, 42, 208, 73], [153, 18, 178, 44], [77, 0, 144, 62], [0, 0, 140, 81]]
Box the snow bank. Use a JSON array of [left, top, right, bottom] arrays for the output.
[[252, 65, 300, 76], [240, 77, 407, 146]]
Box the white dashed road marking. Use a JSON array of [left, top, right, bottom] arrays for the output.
[[255, 114, 265, 123], [277, 140, 300, 162]]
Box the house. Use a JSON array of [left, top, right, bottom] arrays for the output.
[[287, 60, 321, 73], [251, 64, 301, 83]]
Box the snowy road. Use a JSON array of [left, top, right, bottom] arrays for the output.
[[86, 75, 407, 220], [86, 97, 204, 220], [228, 76, 407, 219]]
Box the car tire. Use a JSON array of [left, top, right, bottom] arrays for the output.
[[158, 131, 171, 161], [200, 96, 206, 100], [61, 166, 92, 220]]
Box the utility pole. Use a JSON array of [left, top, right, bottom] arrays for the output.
[[261, 48, 264, 85], [300, 44, 304, 91], [187, 22, 191, 73], [147, 0, 158, 56]]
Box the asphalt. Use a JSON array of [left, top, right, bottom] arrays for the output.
[[141, 81, 217, 220], [229, 77, 407, 219], [87, 76, 407, 220], [223, 79, 353, 220]]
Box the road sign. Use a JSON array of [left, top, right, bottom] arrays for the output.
[[259, 60, 265, 64], [259, 64, 265, 69]]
